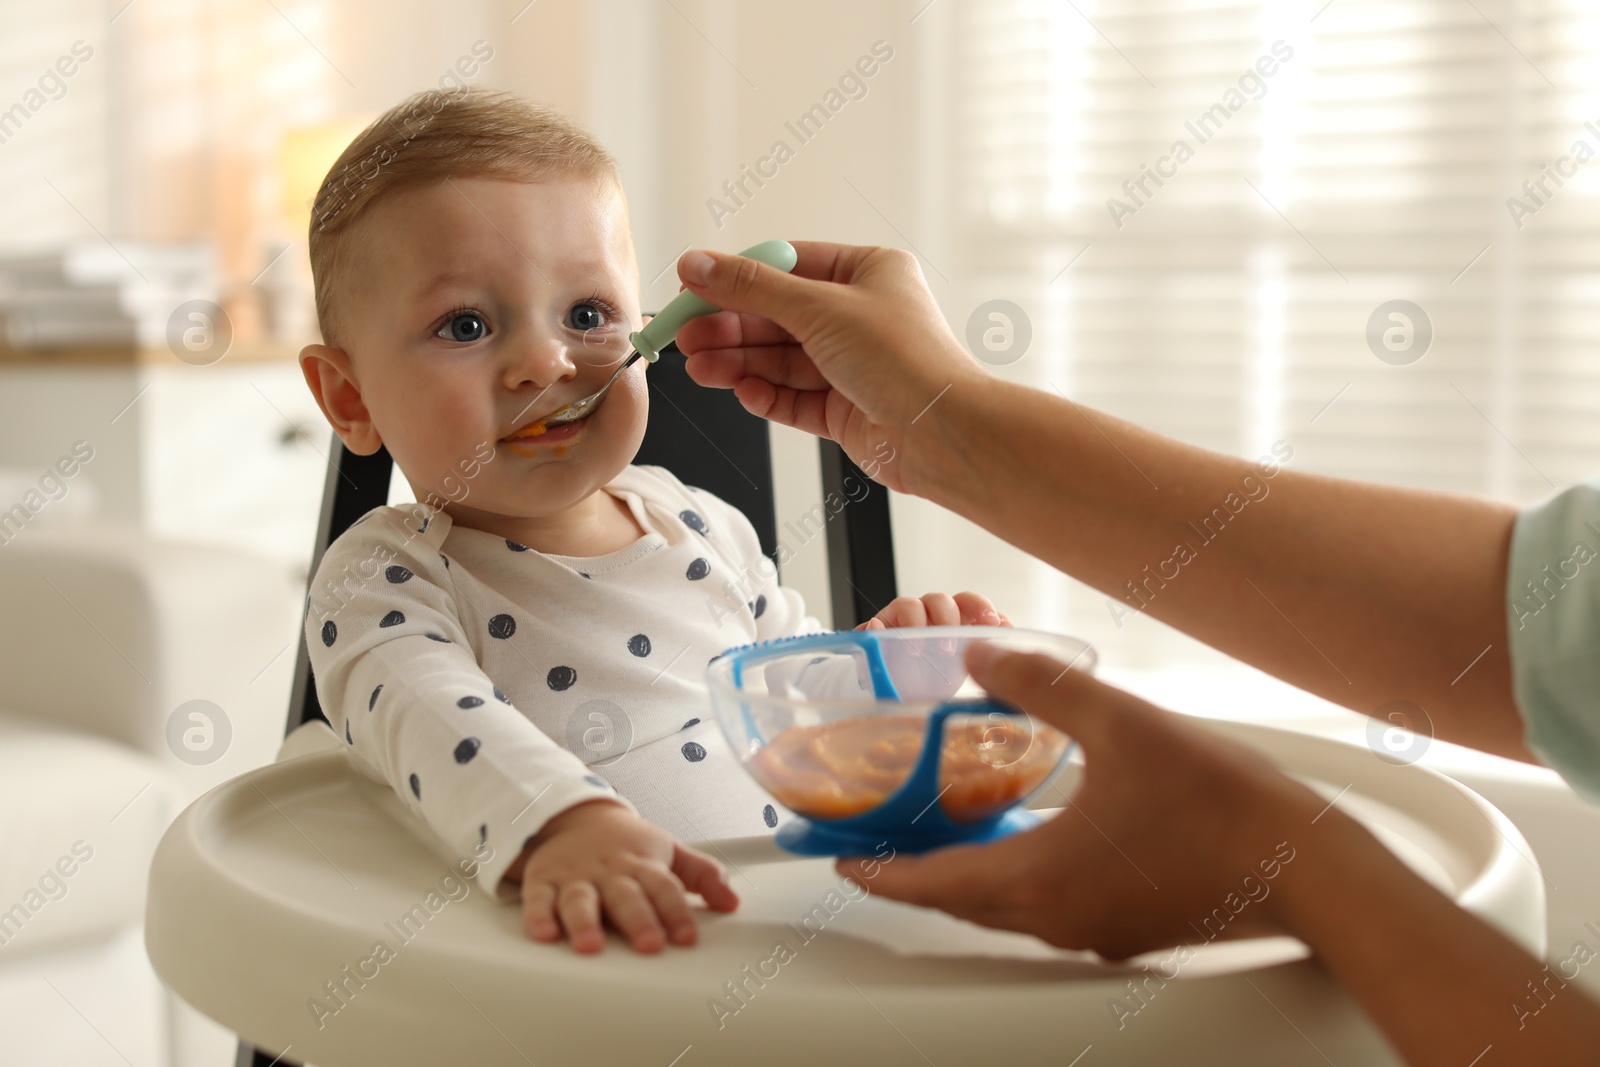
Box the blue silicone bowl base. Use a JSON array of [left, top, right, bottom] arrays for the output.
[[773, 805, 1045, 857]]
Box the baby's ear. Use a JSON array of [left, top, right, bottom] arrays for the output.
[[299, 343, 383, 455]]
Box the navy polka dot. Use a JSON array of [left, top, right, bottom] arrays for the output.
[[385, 565, 413, 584], [479, 823, 487, 846], [368, 684, 383, 710], [583, 774, 610, 790], [762, 804, 778, 828], [457, 695, 484, 709], [754, 594, 767, 618], [409, 772, 421, 800], [682, 717, 700, 730], [547, 666, 576, 691], [379, 610, 405, 627], [506, 539, 529, 552], [440, 554, 450, 569], [418, 516, 430, 533], [579, 572, 591, 579], [686, 557, 710, 581], [627, 634, 651, 657], [425, 633, 450, 642], [454, 737, 480, 764], [680, 509, 708, 535], [344, 718, 352, 744], [488, 614, 516, 640], [681, 741, 706, 762], [321, 620, 337, 646], [493, 685, 510, 704]]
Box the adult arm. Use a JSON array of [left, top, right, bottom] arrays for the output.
[[674, 244, 1530, 760], [836, 643, 1600, 1066]]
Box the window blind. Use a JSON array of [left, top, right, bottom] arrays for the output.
[[955, 0, 1600, 499], [907, 0, 1600, 661]]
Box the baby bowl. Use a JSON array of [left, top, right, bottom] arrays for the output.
[[706, 626, 1097, 856]]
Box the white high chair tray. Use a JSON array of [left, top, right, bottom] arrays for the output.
[[146, 719, 1545, 1067]]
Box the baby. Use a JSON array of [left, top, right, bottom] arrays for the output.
[[297, 86, 1011, 955]]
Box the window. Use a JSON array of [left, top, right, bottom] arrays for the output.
[[896, 0, 1600, 666]]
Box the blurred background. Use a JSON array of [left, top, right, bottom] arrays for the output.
[[6, 0, 1599, 669], [3, 0, 1600, 1062]]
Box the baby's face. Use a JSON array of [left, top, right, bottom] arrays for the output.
[[335, 175, 647, 527]]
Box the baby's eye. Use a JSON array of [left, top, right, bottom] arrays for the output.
[[565, 302, 608, 331], [437, 310, 488, 343]]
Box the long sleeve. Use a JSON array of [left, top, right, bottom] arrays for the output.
[[1505, 476, 1600, 804], [303, 506, 633, 899]]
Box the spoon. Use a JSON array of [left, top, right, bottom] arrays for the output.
[[538, 240, 799, 428]]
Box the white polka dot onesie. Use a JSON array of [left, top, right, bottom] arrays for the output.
[[302, 463, 839, 901]]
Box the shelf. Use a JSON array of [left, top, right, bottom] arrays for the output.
[[0, 339, 305, 366]]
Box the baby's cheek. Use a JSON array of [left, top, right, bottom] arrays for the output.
[[605, 371, 650, 451], [427, 430, 495, 504]]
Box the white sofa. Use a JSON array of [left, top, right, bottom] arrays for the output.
[[0, 522, 301, 1067]]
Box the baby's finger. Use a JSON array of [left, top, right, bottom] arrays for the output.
[[672, 844, 741, 912], [556, 881, 606, 954], [951, 590, 1003, 626], [599, 875, 667, 954], [635, 866, 699, 945], [520, 881, 561, 943], [878, 596, 928, 629], [920, 592, 961, 627]]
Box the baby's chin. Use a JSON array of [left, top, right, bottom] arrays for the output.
[[473, 440, 635, 514]]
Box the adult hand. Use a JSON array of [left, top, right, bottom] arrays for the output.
[[674, 242, 986, 496], [836, 641, 1330, 959], [843, 644, 1600, 1066]]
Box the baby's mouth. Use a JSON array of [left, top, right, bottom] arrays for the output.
[[501, 410, 589, 451]]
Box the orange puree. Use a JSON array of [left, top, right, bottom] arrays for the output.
[[748, 714, 1068, 823], [509, 419, 549, 439]]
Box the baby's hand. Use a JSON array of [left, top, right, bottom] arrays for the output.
[[504, 798, 739, 954], [854, 591, 1012, 631]]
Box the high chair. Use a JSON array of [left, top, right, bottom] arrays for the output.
[[145, 346, 1549, 1067]]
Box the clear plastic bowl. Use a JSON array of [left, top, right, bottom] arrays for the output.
[[706, 626, 1097, 853]]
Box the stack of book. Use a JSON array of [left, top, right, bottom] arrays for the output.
[[0, 241, 219, 349]]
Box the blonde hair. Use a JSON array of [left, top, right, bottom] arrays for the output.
[[308, 87, 619, 349]]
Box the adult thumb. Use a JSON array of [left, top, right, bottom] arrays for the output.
[[836, 841, 1005, 915], [677, 248, 820, 335], [964, 640, 1108, 749]]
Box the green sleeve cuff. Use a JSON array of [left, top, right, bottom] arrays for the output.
[[1506, 477, 1600, 804]]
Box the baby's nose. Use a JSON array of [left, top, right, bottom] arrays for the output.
[[503, 333, 578, 389]]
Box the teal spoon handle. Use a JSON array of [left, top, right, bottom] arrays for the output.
[[629, 240, 798, 361]]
